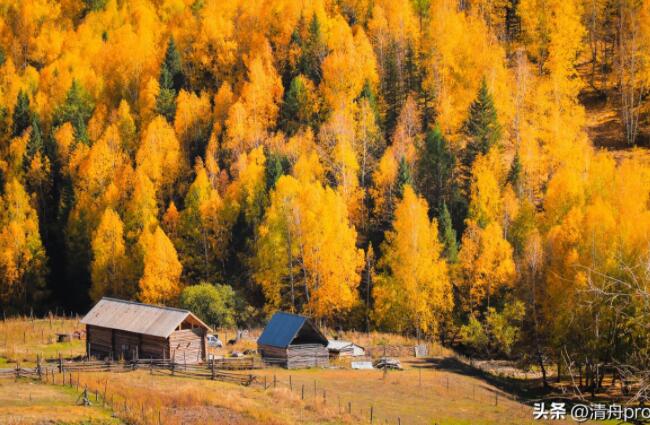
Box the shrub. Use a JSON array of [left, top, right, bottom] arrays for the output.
[[179, 282, 240, 328]]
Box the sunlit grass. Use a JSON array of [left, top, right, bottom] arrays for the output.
[[0, 379, 119, 424], [0, 316, 85, 364]]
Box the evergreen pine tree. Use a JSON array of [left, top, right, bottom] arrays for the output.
[[462, 78, 501, 167], [508, 150, 523, 194], [265, 152, 289, 191], [438, 202, 458, 263], [416, 126, 455, 217], [283, 14, 306, 87], [359, 79, 381, 124], [54, 80, 95, 145], [281, 76, 312, 135], [156, 37, 184, 122], [83, 0, 108, 12], [12, 91, 32, 137], [24, 116, 43, 169], [397, 156, 412, 197], [299, 15, 326, 83], [382, 43, 405, 137]]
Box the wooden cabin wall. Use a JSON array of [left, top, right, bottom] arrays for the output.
[[258, 343, 329, 369], [169, 328, 205, 364], [87, 325, 112, 359], [114, 330, 140, 360], [140, 334, 168, 359]]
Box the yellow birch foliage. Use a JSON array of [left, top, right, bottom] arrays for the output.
[[136, 115, 182, 196], [138, 225, 183, 305], [174, 89, 212, 159], [458, 220, 516, 310], [255, 155, 363, 319], [0, 179, 47, 304], [90, 208, 132, 301], [225, 43, 283, 157], [373, 185, 452, 334]]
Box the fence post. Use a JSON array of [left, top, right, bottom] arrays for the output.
[[103, 379, 108, 407], [264, 376, 267, 390], [289, 375, 292, 391], [495, 392, 498, 406], [301, 384, 304, 400], [370, 406, 373, 423], [273, 374, 276, 388], [211, 357, 215, 380], [58, 353, 63, 374], [323, 389, 326, 405], [348, 401, 352, 414], [36, 354, 42, 380]]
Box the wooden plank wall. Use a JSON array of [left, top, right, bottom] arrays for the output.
[[169, 328, 205, 364], [114, 330, 140, 360], [141, 334, 168, 359], [87, 325, 112, 359], [258, 343, 329, 369]]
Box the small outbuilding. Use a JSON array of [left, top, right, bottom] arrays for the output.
[[257, 312, 329, 369], [81, 297, 211, 363], [327, 340, 366, 358]]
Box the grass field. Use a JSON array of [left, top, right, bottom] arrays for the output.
[[0, 316, 85, 364], [0, 379, 119, 425], [0, 317, 621, 424]]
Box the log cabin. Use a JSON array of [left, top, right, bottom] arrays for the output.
[[80, 297, 211, 363], [257, 312, 329, 369]]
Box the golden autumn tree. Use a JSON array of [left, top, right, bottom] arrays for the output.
[[373, 185, 452, 335], [458, 150, 516, 312], [177, 160, 230, 284], [138, 225, 183, 305], [225, 43, 283, 157], [255, 153, 364, 319], [136, 115, 183, 200], [0, 179, 47, 307], [90, 208, 132, 302]]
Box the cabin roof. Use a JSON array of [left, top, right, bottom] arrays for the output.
[[257, 312, 327, 348], [80, 297, 211, 338]]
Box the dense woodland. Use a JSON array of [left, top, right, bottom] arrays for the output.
[[0, 0, 649, 385]]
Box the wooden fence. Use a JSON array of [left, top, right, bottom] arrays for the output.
[[0, 357, 257, 386]]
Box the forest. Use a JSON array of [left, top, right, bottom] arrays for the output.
[[0, 0, 649, 386]]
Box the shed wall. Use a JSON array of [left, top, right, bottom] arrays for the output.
[[169, 328, 205, 364]]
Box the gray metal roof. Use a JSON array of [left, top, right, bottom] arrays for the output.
[[257, 312, 327, 348], [80, 297, 211, 338]]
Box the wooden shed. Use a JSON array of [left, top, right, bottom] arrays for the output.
[[257, 312, 329, 369], [81, 297, 211, 363], [327, 340, 366, 358]]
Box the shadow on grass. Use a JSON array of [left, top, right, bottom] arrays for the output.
[[409, 356, 557, 404]]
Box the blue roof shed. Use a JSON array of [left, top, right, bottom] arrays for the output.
[[257, 312, 328, 348]]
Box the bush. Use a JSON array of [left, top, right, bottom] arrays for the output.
[[179, 282, 241, 329], [460, 300, 525, 357]]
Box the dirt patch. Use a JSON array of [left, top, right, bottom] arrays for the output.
[[167, 406, 255, 425]]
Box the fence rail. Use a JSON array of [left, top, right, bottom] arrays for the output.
[[0, 357, 257, 386]]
